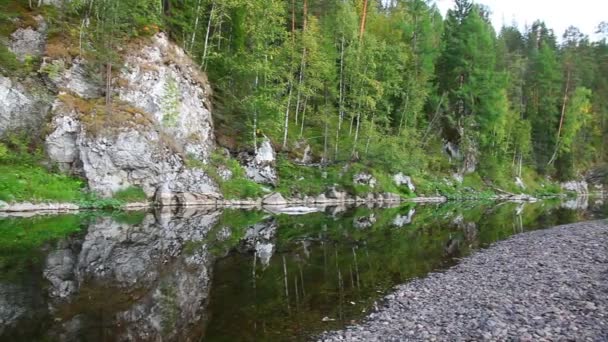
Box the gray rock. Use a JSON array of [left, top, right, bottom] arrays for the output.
[[393, 173, 415, 192], [0, 76, 51, 137], [353, 172, 377, 188], [326, 186, 348, 201], [45, 115, 80, 172], [46, 59, 103, 99], [561, 180, 588, 195], [9, 15, 47, 62], [245, 138, 278, 186], [117, 32, 214, 161], [262, 192, 287, 206], [320, 221, 608, 341]]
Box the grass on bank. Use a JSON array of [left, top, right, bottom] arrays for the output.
[[0, 142, 147, 207]]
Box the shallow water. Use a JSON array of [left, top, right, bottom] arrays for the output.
[[0, 197, 606, 341]]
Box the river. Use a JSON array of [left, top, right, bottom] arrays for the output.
[[0, 196, 605, 341]]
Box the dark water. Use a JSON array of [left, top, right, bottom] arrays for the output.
[[0, 197, 606, 341]]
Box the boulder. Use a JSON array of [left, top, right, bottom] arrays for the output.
[[393, 173, 416, 192], [315, 193, 330, 203], [262, 192, 287, 206], [244, 138, 278, 186], [325, 186, 347, 201], [294, 140, 313, 164], [353, 172, 376, 188]]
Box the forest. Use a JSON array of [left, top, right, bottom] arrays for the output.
[[112, 0, 607, 181], [2, 0, 608, 198]]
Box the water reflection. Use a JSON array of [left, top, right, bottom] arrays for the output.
[[0, 198, 605, 341]]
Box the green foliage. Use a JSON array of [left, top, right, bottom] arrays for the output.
[[161, 76, 180, 127], [0, 164, 85, 203], [113, 186, 148, 202], [0, 143, 7, 161]]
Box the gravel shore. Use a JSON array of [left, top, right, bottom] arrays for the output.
[[320, 220, 608, 341]]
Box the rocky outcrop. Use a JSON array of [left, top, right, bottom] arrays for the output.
[[243, 138, 278, 186], [0, 76, 52, 137], [118, 33, 214, 161], [44, 33, 219, 200], [45, 59, 103, 99], [9, 15, 47, 62]]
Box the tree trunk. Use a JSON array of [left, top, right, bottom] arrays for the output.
[[359, 0, 368, 41], [351, 111, 361, 158], [189, 0, 203, 52], [299, 96, 308, 138], [283, 83, 294, 149], [335, 35, 345, 159], [398, 92, 410, 134], [201, 1, 215, 70], [253, 74, 259, 154], [365, 111, 375, 154], [548, 70, 571, 166], [105, 62, 112, 110]]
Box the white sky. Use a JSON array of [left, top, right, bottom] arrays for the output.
[[434, 0, 607, 41]]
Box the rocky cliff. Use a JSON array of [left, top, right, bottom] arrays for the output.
[[1, 22, 221, 202]]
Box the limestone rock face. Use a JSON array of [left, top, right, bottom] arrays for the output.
[[45, 115, 80, 172], [244, 138, 278, 186], [0, 76, 51, 137], [45, 59, 103, 99], [44, 33, 219, 200], [9, 15, 47, 62], [118, 33, 214, 161]]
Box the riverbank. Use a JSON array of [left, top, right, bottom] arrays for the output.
[[320, 220, 608, 341], [0, 191, 544, 215]]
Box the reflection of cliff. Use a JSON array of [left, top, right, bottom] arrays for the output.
[[42, 208, 222, 341]]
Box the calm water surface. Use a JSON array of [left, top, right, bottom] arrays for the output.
[[0, 197, 606, 341]]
